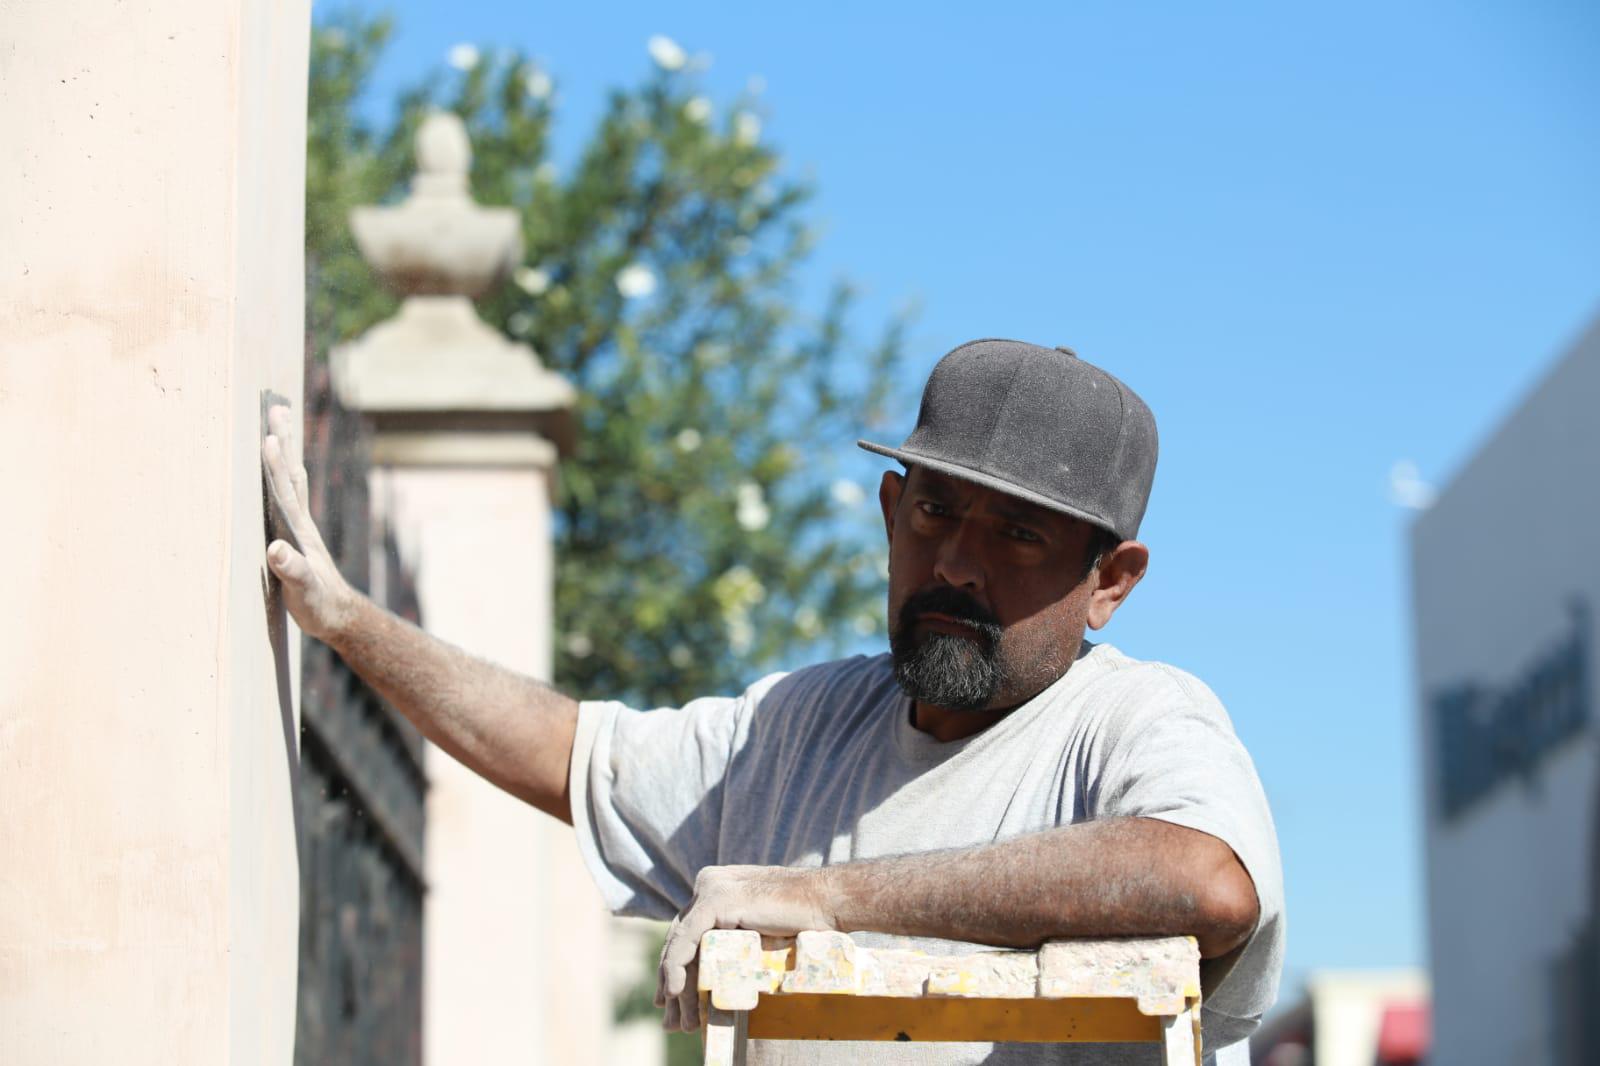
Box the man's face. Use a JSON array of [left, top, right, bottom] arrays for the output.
[[880, 465, 1104, 713]]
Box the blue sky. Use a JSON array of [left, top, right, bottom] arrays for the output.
[[335, 0, 1600, 1001]]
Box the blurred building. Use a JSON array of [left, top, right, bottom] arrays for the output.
[[1250, 970, 1429, 1066], [1409, 313, 1599, 1065]]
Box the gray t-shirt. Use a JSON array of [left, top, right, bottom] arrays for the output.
[[569, 641, 1284, 1065]]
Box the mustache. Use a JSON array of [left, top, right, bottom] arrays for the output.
[[897, 586, 1002, 636]]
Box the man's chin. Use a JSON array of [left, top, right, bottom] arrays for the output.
[[894, 681, 995, 714], [889, 632, 1004, 710]]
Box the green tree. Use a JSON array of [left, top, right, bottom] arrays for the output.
[[306, 15, 906, 708]]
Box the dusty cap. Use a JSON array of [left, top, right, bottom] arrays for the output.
[[858, 338, 1158, 541]]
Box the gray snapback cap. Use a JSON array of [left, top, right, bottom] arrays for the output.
[[858, 338, 1158, 541]]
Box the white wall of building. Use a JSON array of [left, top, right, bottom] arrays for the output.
[[1410, 314, 1600, 1065]]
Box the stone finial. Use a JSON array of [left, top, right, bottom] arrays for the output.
[[348, 111, 521, 299], [333, 112, 575, 459], [413, 111, 471, 196]]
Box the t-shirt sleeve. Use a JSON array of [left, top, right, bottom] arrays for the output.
[[1082, 665, 1287, 1055], [568, 691, 750, 921]]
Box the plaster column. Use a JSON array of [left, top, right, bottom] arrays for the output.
[[0, 2, 309, 1064], [334, 114, 613, 1065]]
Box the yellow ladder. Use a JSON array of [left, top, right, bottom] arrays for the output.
[[698, 930, 1202, 1066]]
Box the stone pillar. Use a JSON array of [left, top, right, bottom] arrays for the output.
[[334, 113, 614, 1065], [0, 2, 308, 1064]]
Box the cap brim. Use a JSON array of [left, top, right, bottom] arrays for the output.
[[857, 439, 1123, 539]]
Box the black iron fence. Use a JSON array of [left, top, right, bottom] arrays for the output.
[[294, 362, 427, 1066]]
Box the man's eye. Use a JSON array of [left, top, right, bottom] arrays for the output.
[[915, 501, 950, 517], [1006, 526, 1042, 543]]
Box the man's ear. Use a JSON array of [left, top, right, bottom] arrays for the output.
[[878, 471, 904, 544], [1086, 541, 1149, 630]]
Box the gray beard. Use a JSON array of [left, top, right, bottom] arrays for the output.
[[890, 630, 1006, 711]]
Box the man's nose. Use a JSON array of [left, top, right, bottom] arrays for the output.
[[931, 519, 985, 591]]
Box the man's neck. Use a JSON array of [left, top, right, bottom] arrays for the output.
[[910, 700, 1018, 742]]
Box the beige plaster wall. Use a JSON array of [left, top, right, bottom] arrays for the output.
[[0, 2, 309, 1062]]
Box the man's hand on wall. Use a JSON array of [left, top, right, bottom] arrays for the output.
[[656, 865, 840, 1033], [262, 404, 358, 642]]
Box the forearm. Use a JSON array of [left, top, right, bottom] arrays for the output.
[[657, 816, 1261, 1029], [821, 818, 1259, 958], [327, 593, 579, 823]]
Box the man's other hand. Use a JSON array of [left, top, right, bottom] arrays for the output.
[[262, 404, 357, 642], [656, 865, 840, 1033]]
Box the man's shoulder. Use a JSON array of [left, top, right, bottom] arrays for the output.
[[744, 652, 897, 712], [1073, 642, 1233, 725]]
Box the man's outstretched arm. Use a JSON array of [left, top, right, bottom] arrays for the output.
[[655, 817, 1259, 1031], [263, 406, 579, 823]]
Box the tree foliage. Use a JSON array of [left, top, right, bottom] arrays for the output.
[[306, 15, 907, 707]]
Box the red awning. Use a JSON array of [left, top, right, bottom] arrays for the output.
[[1376, 1001, 1430, 1064]]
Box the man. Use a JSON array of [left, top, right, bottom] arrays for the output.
[[264, 338, 1283, 1064]]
